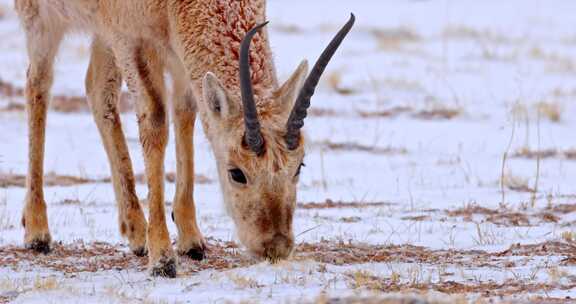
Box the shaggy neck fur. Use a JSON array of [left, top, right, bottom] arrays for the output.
[[172, 0, 278, 100]]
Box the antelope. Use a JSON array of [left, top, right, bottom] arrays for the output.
[[15, 0, 354, 277]]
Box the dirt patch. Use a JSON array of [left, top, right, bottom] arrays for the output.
[[326, 71, 359, 95], [298, 199, 394, 210], [345, 275, 575, 298], [0, 79, 133, 113], [512, 147, 576, 160], [307, 107, 343, 118], [0, 239, 250, 276], [496, 241, 576, 258], [358, 106, 412, 118], [447, 205, 498, 218], [358, 106, 462, 120], [0, 172, 213, 188], [2, 239, 575, 292], [317, 296, 448, 304], [0, 239, 576, 273], [548, 204, 576, 214], [412, 108, 462, 120], [371, 27, 421, 52], [314, 140, 408, 155], [401, 215, 431, 222], [0, 172, 109, 188], [445, 204, 564, 227], [297, 241, 486, 267], [318, 295, 572, 304]]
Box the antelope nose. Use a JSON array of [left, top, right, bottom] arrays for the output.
[[262, 234, 294, 262]]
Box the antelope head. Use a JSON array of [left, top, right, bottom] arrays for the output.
[[196, 15, 355, 261]]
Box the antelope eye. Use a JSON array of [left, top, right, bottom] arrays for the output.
[[229, 168, 247, 184], [295, 163, 306, 177]]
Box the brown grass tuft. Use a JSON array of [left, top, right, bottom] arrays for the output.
[[371, 27, 420, 51], [0, 79, 133, 113], [314, 140, 407, 155], [298, 199, 393, 210], [0, 171, 213, 188], [359, 105, 463, 120], [326, 71, 357, 95], [536, 102, 562, 122]]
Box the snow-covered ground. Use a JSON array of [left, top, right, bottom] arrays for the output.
[[2, 0, 576, 303]]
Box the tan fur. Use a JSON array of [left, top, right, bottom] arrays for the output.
[[16, 0, 308, 276]]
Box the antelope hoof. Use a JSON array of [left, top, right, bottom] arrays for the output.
[[150, 256, 177, 278], [178, 237, 207, 261], [181, 246, 205, 261], [25, 234, 51, 254], [132, 246, 148, 257]]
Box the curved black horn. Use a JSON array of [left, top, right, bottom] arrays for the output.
[[285, 14, 355, 150], [239, 22, 268, 156]]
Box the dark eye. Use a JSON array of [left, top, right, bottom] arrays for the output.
[[229, 168, 247, 184], [295, 163, 305, 177]]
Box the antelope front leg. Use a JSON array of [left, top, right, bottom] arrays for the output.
[[21, 21, 64, 254], [168, 61, 206, 260], [86, 37, 147, 256], [125, 44, 176, 277]]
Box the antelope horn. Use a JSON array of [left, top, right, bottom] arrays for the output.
[[285, 14, 355, 150], [239, 22, 269, 155]]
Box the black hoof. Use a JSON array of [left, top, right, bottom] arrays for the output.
[[26, 238, 51, 254], [133, 247, 148, 257], [151, 258, 177, 278], [184, 247, 205, 261]]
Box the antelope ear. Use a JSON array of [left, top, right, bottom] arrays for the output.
[[274, 60, 309, 113], [201, 72, 238, 118]]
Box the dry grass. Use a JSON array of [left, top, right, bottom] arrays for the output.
[[512, 147, 558, 159], [0, 171, 213, 188], [0, 239, 250, 275], [512, 147, 576, 160], [510, 100, 563, 124], [548, 203, 576, 214], [314, 140, 408, 155], [308, 107, 343, 118], [502, 172, 534, 193], [2, 239, 576, 300], [371, 27, 421, 51], [228, 274, 263, 289], [3, 239, 575, 274], [446, 203, 566, 227], [380, 78, 425, 93], [343, 278, 575, 298], [536, 101, 563, 122], [0, 78, 133, 113], [358, 105, 463, 121], [298, 199, 393, 210], [529, 47, 576, 74], [442, 26, 512, 45], [0, 172, 109, 188], [315, 296, 454, 304], [326, 71, 358, 95], [413, 108, 462, 120], [358, 106, 413, 118], [273, 23, 303, 34]]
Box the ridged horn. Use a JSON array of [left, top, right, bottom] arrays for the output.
[[239, 22, 269, 155], [285, 14, 355, 150]]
